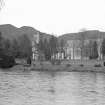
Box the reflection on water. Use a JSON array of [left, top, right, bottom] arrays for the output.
[[0, 71, 105, 105], [55, 72, 105, 105]]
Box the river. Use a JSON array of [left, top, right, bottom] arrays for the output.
[[0, 70, 105, 105]]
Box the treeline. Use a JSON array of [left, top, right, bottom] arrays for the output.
[[1, 31, 105, 61], [0, 32, 32, 58], [38, 35, 65, 60], [0, 32, 63, 61], [79, 38, 105, 60], [38, 35, 105, 60], [82, 40, 99, 59]]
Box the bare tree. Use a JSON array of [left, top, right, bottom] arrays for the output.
[[79, 28, 87, 59], [0, 0, 4, 10]]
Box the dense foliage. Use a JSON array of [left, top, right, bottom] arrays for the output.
[[0, 33, 32, 59], [101, 38, 105, 59], [38, 35, 58, 60], [89, 41, 98, 59], [0, 31, 102, 61]]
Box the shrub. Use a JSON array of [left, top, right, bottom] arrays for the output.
[[51, 59, 61, 65], [56, 60, 61, 65], [79, 64, 84, 67], [51, 60, 55, 65], [0, 55, 16, 69], [66, 64, 71, 67], [94, 64, 101, 67]]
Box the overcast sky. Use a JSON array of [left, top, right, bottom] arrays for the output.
[[0, 0, 105, 36]]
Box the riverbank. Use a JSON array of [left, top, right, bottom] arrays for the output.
[[0, 65, 104, 105], [30, 65, 105, 73], [1, 60, 105, 73], [29, 60, 105, 73], [4, 63, 104, 74]]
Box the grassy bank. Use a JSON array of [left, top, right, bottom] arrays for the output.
[[1, 60, 105, 73]]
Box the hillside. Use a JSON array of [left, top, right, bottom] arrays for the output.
[[0, 24, 18, 39], [0, 24, 105, 43], [0, 24, 52, 41], [58, 30, 105, 42]]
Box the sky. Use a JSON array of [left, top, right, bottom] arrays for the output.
[[0, 0, 105, 36]]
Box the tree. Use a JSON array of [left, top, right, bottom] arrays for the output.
[[11, 39, 20, 57], [0, 32, 3, 48], [59, 39, 65, 52], [38, 39, 44, 52], [38, 35, 59, 60], [92, 41, 98, 59], [0, 32, 5, 55], [101, 39, 105, 59], [4, 39, 11, 49], [49, 35, 58, 57], [38, 38, 51, 60], [89, 41, 98, 59], [79, 30, 86, 59], [43, 39, 51, 60], [0, 0, 4, 10], [3, 39, 11, 54], [58, 39, 65, 59], [18, 34, 32, 58]]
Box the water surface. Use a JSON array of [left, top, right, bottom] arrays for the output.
[[0, 70, 105, 105]]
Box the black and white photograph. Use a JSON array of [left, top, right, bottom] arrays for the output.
[[0, 0, 105, 105]]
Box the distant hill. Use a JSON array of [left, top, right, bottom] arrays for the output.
[[0, 24, 52, 41], [39, 32, 52, 41], [0, 24, 18, 39], [58, 30, 105, 42], [0, 24, 105, 44]]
